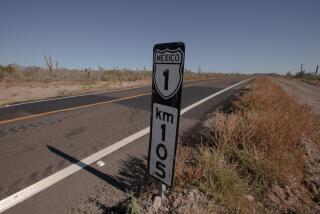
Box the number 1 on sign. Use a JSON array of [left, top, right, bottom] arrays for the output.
[[163, 69, 169, 90], [161, 124, 166, 141]]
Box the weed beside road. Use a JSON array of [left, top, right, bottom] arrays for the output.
[[173, 77, 320, 213]]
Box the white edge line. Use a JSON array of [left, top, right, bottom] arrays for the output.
[[0, 128, 150, 213], [181, 78, 253, 114], [0, 78, 253, 213]]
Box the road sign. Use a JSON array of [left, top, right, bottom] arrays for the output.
[[148, 42, 185, 187]]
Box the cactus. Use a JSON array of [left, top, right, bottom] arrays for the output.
[[44, 55, 53, 73]]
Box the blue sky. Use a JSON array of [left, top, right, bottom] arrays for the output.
[[0, 0, 319, 73]]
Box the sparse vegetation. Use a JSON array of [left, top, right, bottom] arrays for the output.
[[126, 192, 143, 214], [0, 64, 152, 84]]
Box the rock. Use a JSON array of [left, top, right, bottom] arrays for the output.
[[272, 185, 286, 200], [152, 196, 162, 212], [314, 178, 320, 189], [172, 198, 180, 209], [244, 194, 254, 202], [300, 137, 312, 157], [188, 190, 196, 202], [268, 192, 280, 204], [160, 207, 169, 212], [309, 183, 319, 195]]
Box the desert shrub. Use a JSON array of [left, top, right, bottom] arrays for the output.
[[199, 148, 250, 202], [294, 70, 305, 78], [175, 146, 204, 187], [126, 192, 142, 214], [100, 74, 107, 82], [0, 65, 19, 81], [3, 64, 17, 73]]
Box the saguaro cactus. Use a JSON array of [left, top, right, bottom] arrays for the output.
[[55, 61, 59, 72], [44, 55, 53, 73], [300, 64, 304, 73]]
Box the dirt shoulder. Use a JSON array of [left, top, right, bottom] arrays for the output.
[[272, 78, 320, 114]]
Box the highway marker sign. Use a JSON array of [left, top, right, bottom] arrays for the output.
[[148, 42, 185, 187], [154, 48, 184, 99]]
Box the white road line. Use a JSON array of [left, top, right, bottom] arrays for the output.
[[0, 78, 253, 213], [181, 78, 253, 114]]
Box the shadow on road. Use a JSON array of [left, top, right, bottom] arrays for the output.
[[47, 145, 129, 192], [46, 145, 150, 196]]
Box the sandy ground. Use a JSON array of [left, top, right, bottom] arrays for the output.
[[0, 80, 151, 106], [273, 78, 320, 114]]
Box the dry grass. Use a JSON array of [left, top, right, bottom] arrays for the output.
[[234, 78, 319, 181], [175, 77, 320, 213], [175, 146, 204, 187]]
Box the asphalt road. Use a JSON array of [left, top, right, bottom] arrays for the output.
[[0, 78, 251, 213]]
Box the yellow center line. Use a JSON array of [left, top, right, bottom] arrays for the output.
[[0, 93, 150, 126], [0, 78, 232, 125]]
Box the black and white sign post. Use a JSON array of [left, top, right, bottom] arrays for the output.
[[148, 42, 185, 197]]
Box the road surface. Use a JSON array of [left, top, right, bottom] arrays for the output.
[[0, 78, 251, 213]]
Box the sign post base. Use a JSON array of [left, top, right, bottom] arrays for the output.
[[158, 182, 166, 199]]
